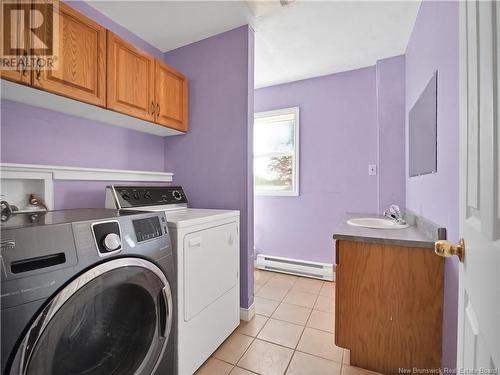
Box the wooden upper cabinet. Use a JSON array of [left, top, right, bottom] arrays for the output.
[[155, 60, 188, 131], [32, 1, 106, 106], [107, 32, 155, 122], [1, 2, 189, 133], [1, 0, 31, 85]]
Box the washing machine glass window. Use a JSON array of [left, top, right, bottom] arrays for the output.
[[10, 258, 173, 375]]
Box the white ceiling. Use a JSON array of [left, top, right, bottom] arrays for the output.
[[88, 1, 421, 88]]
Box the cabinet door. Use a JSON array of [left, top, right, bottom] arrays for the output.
[[32, 1, 106, 106], [335, 240, 443, 373], [107, 32, 155, 122], [1, 0, 31, 84], [155, 60, 188, 131], [183, 222, 239, 321]]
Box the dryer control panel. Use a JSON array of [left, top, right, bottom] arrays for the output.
[[108, 186, 188, 209]]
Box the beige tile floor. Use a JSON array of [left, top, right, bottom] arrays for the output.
[[195, 269, 381, 375]]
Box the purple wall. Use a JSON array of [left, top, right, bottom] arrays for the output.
[[254, 67, 379, 264], [54, 181, 166, 209], [163, 26, 255, 309], [376, 55, 406, 213], [1, 101, 165, 171], [1, 100, 166, 207], [405, 0, 459, 368]]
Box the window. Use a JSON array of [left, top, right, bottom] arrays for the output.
[[254, 107, 299, 196]]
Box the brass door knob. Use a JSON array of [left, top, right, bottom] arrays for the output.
[[434, 239, 465, 262]]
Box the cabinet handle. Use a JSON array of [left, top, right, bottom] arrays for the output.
[[151, 101, 155, 116], [16, 59, 22, 74], [156, 103, 160, 116], [22, 51, 28, 76], [35, 58, 42, 80], [16, 52, 24, 74]]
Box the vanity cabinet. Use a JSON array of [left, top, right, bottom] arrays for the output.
[[33, 1, 106, 107], [107, 32, 155, 121], [335, 240, 444, 373]]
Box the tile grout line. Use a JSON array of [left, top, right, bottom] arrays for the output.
[[213, 331, 257, 373], [213, 271, 347, 375], [255, 277, 335, 330], [241, 273, 293, 375], [254, 272, 361, 374], [281, 300, 316, 374], [252, 270, 342, 374], [256, 305, 344, 374], [233, 333, 257, 374]]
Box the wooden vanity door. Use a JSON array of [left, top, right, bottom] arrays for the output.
[[32, 1, 106, 106], [155, 60, 188, 131], [335, 240, 443, 373], [107, 32, 155, 121]]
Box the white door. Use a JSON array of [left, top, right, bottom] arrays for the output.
[[458, 0, 500, 368]]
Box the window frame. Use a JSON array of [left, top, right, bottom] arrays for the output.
[[253, 106, 300, 197]]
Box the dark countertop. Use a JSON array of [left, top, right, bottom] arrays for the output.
[[333, 213, 435, 249]]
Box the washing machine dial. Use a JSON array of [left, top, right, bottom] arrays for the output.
[[172, 190, 182, 201], [103, 233, 121, 251]]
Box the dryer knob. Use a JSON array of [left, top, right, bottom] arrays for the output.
[[103, 233, 121, 251]]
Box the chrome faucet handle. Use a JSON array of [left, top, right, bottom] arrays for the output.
[[384, 208, 406, 225], [389, 204, 401, 216]]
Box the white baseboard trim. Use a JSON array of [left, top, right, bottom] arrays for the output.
[[240, 303, 255, 322]]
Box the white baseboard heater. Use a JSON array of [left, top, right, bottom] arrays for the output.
[[256, 254, 334, 281]]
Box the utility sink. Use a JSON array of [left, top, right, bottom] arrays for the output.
[[346, 217, 409, 229]]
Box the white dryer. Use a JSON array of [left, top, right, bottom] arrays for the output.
[[106, 186, 240, 375]]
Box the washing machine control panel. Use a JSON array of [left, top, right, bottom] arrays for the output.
[[132, 216, 163, 242], [110, 186, 188, 208], [92, 221, 122, 255]]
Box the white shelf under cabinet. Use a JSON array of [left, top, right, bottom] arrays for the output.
[[0, 80, 184, 137], [0, 163, 174, 211]]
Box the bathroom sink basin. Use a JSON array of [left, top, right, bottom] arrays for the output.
[[346, 217, 409, 229]]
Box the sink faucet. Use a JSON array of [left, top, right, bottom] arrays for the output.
[[383, 205, 407, 225]]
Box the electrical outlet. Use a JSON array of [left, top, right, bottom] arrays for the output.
[[368, 164, 377, 176]]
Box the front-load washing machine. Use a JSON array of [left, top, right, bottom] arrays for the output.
[[1, 208, 176, 375], [106, 186, 240, 375]]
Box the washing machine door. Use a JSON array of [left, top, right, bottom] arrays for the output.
[[8, 258, 173, 375]]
